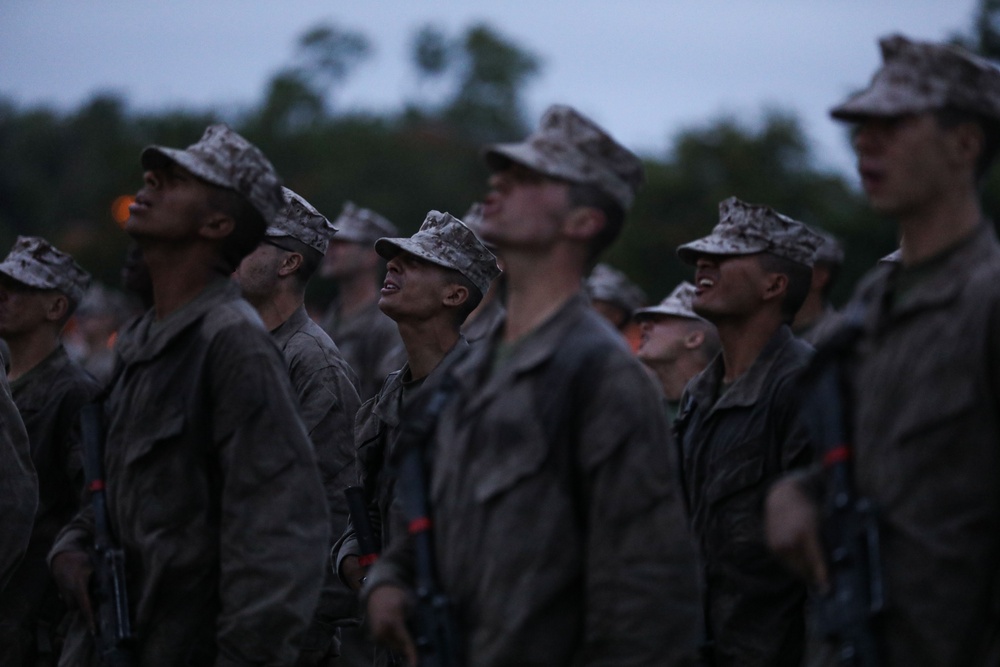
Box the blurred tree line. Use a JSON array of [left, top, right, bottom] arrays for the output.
[[0, 11, 996, 312]]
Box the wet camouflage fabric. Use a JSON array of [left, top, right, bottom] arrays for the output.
[[269, 305, 362, 662], [585, 263, 647, 313], [484, 104, 645, 209], [633, 281, 707, 322], [141, 123, 284, 224], [0, 367, 34, 595], [366, 294, 700, 666], [677, 197, 822, 267], [267, 187, 339, 255], [321, 299, 404, 401], [375, 210, 500, 297], [331, 202, 397, 245], [0, 236, 91, 307], [0, 346, 99, 663], [50, 279, 329, 666], [675, 325, 814, 667], [809, 223, 1000, 667], [810, 227, 845, 265], [831, 34, 1000, 121]]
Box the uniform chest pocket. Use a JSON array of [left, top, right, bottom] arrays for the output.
[[704, 437, 766, 508], [894, 376, 977, 445], [471, 407, 550, 504], [123, 405, 186, 466]]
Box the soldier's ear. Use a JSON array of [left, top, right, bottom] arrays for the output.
[[762, 272, 788, 303], [442, 283, 469, 309], [278, 252, 303, 277], [199, 211, 236, 241], [684, 329, 705, 350], [45, 293, 69, 323], [563, 206, 606, 243]]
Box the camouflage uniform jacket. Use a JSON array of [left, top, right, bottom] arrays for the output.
[[0, 346, 99, 633], [814, 223, 1000, 667], [272, 305, 362, 630], [0, 367, 35, 594], [321, 299, 404, 401], [334, 337, 470, 583], [50, 279, 329, 666], [675, 324, 813, 667], [367, 293, 700, 666]]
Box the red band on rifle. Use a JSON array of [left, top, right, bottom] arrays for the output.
[[358, 553, 378, 567], [89, 479, 105, 492], [408, 517, 432, 534], [823, 445, 851, 467]]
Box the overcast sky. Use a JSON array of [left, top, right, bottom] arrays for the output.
[[0, 1, 981, 177]]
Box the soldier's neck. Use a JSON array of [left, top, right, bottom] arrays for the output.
[[715, 311, 783, 384], [397, 321, 460, 381], [897, 184, 981, 267], [5, 330, 60, 382], [499, 249, 584, 343]]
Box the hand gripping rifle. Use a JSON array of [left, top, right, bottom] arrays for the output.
[[800, 307, 884, 667], [80, 403, 137, 667], [393, 374, 465, 667]]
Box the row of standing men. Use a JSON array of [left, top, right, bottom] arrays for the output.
[[0, 31, 998, 667]]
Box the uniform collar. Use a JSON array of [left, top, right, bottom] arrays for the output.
[[270, 304, 310, 351], [115, 279, 258, 364], [686, 324, 799, 415]]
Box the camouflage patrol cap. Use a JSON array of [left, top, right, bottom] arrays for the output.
[[484, 104, 645, 209], [331, 202, 397, 245], [141, 124, 284, 224], [811, 227, 845, 266], [0, 236, 91, 306], [585, 263, 647, 313], [633, 282, 708, 323], [831, 34, 1000, 122], [677, 197, 822, 267], [266, 187, 338, 255], [375, 210, 500, 297]]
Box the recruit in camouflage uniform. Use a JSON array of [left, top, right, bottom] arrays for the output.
[[457, 203, 506, 343], [50, 125, 329, 666], [767, 34, 1000, 667], [365, 105, 700, 666], [792, 227, 846, 345], [633, 281, 719, 422], [674, 197, 821, 666], [0, 237, 101, 666], [320, 203, 405, 401], [334, 211, 499, 666], [233, 187, 364, 666]]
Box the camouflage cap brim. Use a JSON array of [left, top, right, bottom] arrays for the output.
[[632, 304, 705, 321], [140, 146, 233, 191], [0, 235, 91, 305], [0, 259, 51, 290], [675, 235, 770, 266]]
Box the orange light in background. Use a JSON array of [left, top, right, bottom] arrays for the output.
[[111, 195, 134, 227]]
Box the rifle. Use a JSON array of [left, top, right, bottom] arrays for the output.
[[800, 308, 884, 667], [80, 402, 137, 667], [393, 374, 465, 667]]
